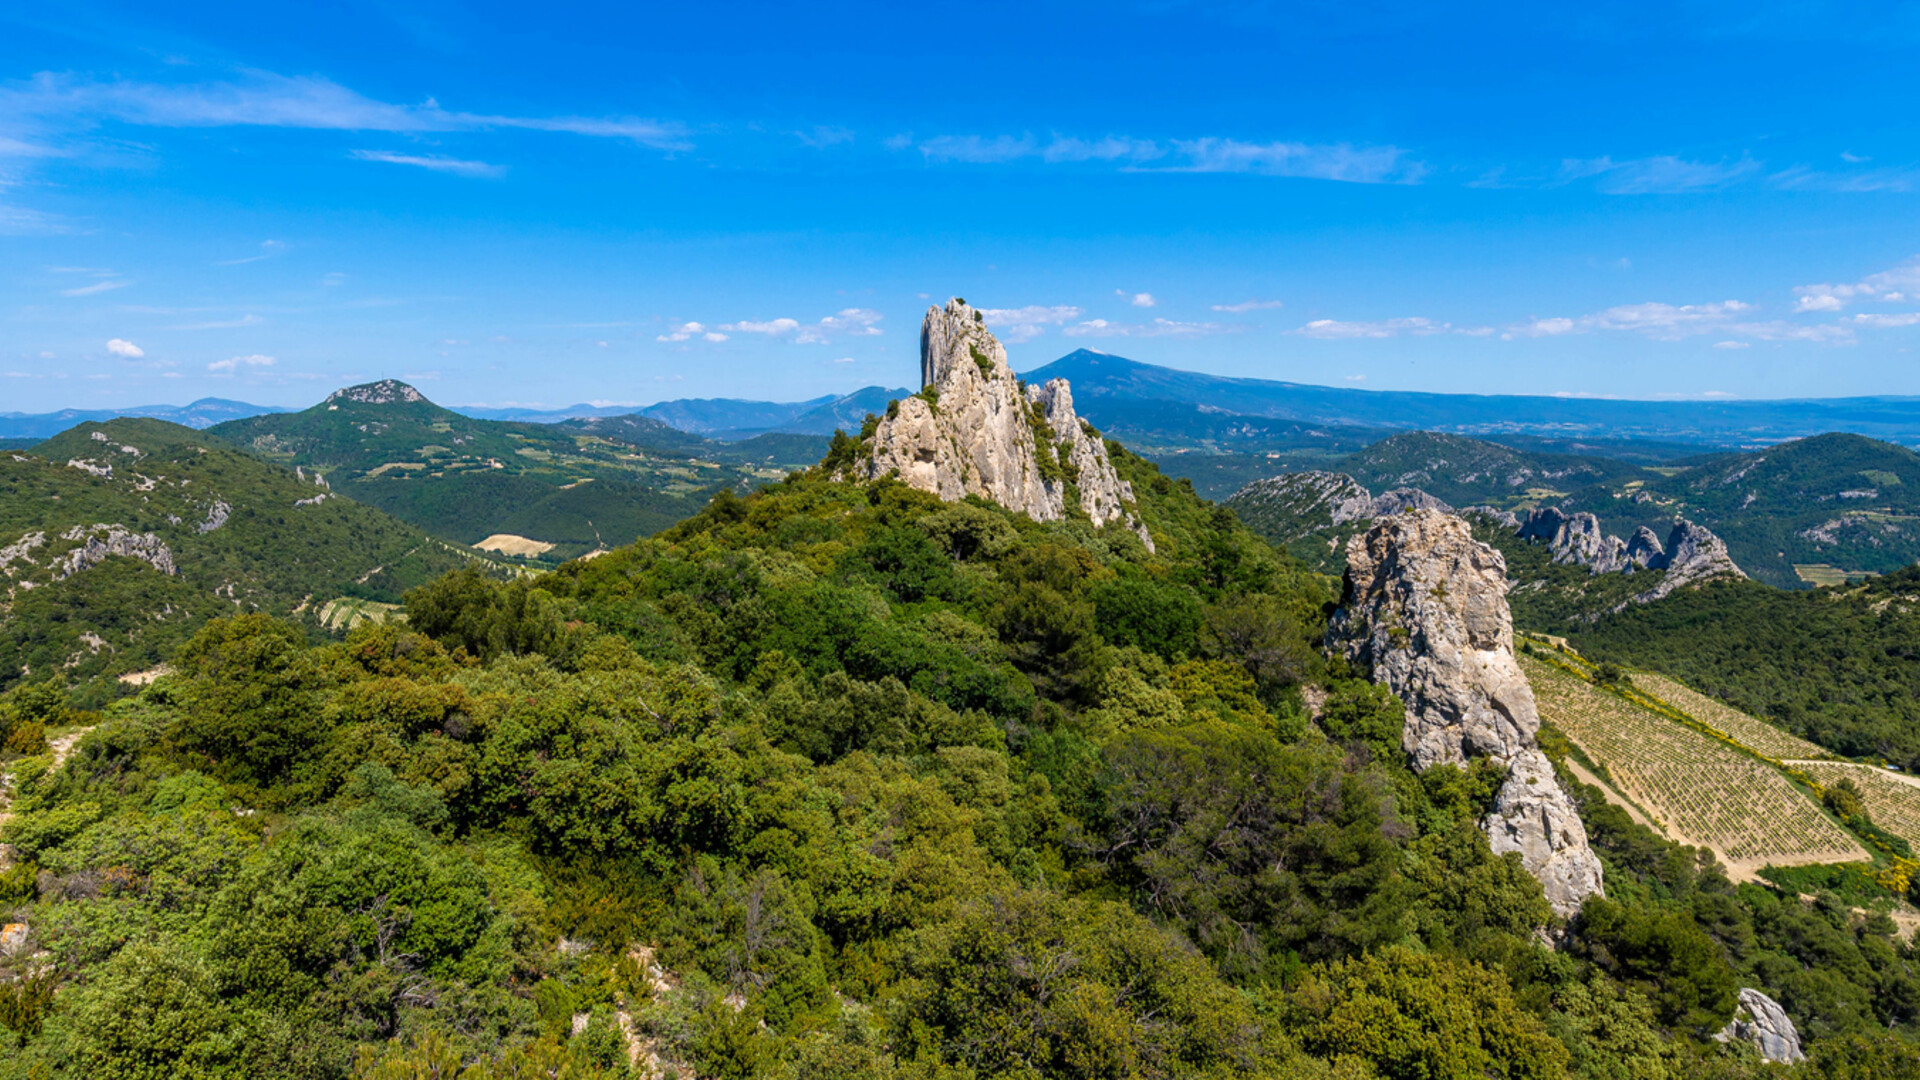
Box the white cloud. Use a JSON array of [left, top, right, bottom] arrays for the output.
[[1211, 298, 1284, 312], [1560, 155, 1763, 194], [1793, 257, 1920, 312], [977, 304, 1083, 343], [657, 321, 727, 343], [1116, 290, 1155, 308], [1853, 312, 1920, 328], [832, 356, 856, 363], [60, 278, 129, 297], [207, 353, 275, 373], [1297, 316, 1459, 339], [1506, 300, 1753, 341], [918, 134, 1038, 163], [1064, 317, 1227, 338], [805, 308, 884, 343], [1712, 340, 1750, 349], [1504, 300, 1854, 345], [350, 149, 504, 178], [216, 239, 286, 265], [721, 317, 801, 335], [910, 131, 1419, 183], [168, 314, 264, 330], [1164, 138, 1425, 183], [5, 71, 690, 150], [105, 338, 143, 357]]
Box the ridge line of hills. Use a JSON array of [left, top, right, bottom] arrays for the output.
[[15, 348, 1920, 448]]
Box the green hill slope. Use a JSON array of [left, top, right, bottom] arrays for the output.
[[2, 418, 490, 700], [209, 381, 825, 559]]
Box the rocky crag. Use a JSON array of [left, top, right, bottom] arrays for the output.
[[1516, 507, 1745, 606], [857, 299, 1151, 549], [1327, 509, 1604, 919]]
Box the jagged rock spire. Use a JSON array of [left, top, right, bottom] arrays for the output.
[[857, 299, 1152, 549], [1327, 508, 1604, 918]]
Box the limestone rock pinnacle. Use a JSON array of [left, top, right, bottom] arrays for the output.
[[1326, 508, 1604, 919], [859, 299, 1151, 549]]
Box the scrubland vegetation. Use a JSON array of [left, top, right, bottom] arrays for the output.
[[1, 452, 1918, 1078]]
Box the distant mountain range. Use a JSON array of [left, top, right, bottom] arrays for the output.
[[18, 347, 1920, 459], [0, 397, 289, 438]]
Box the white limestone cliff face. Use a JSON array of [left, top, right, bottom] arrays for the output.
[[860, 299, 1151, 549], [1326, 509, 1604, 919]]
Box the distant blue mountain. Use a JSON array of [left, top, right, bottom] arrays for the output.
[[636, 386, 910, 438], [0, 398, 288, 438], [449, 403, 649, 423], [1022, 350, 1920, 448]]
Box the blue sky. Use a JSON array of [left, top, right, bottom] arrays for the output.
[[6, 1, 1920, 411]]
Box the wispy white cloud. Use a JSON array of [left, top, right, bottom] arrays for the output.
[[59, 278, 130, 297], [216, 239, 286, 265], [1064, 317, 1228, 338], [721, 317, 801, 335], [1116, 290, 1155, 308], [803, 308, 884, 343], [1793, 257, 1920, 312], [977, 304, 1083, 343], [1506, 301, 1753, 340], [1851, 312, 1920, 328], [207, 353, 275, 373], [350, 149, 504, 177], [1163, 139, 1425, 183], [105, 338, 143, 358], [1506, 300, 1854, 344], [912, 131, 1419, 183], [1297, 316, 1483, 339], [167, 314, 264, 330], [1212, 298, 1284, 313], [1559, 155, 1762, 194], [3, 71, 689, 151], [1771, 164, 1920, 193], [657, 321, 728, 343], [1712, 340, 1750, 349]]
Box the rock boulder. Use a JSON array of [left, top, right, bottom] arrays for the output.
[[1715, 988, 1804, 1064]]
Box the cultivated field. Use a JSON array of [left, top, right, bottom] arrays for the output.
[[1627, 671, 1836, 761], [1795, 761, 1920, 849], [1523, 655, 1868, 874]]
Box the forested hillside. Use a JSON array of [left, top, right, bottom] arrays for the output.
[[0, 418, 489, 703], [2, 442, 1916, 1078], [209, 382, 824, 561]]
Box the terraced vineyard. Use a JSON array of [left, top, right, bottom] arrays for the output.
[[1522, 655, 1868, 872], [1627, 671, 1836, 761], [1796, 762, 1920, 849]]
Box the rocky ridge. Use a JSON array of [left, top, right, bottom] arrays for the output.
[[1514, 508, 1745, 606], [328, 380, 426, 406], [1326, 509, 1604, 918], [859, 299, 1151, 549]]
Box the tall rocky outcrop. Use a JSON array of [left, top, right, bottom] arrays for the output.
[[858, 299, 1151, 549], [1327, 509, 1604, 919]]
